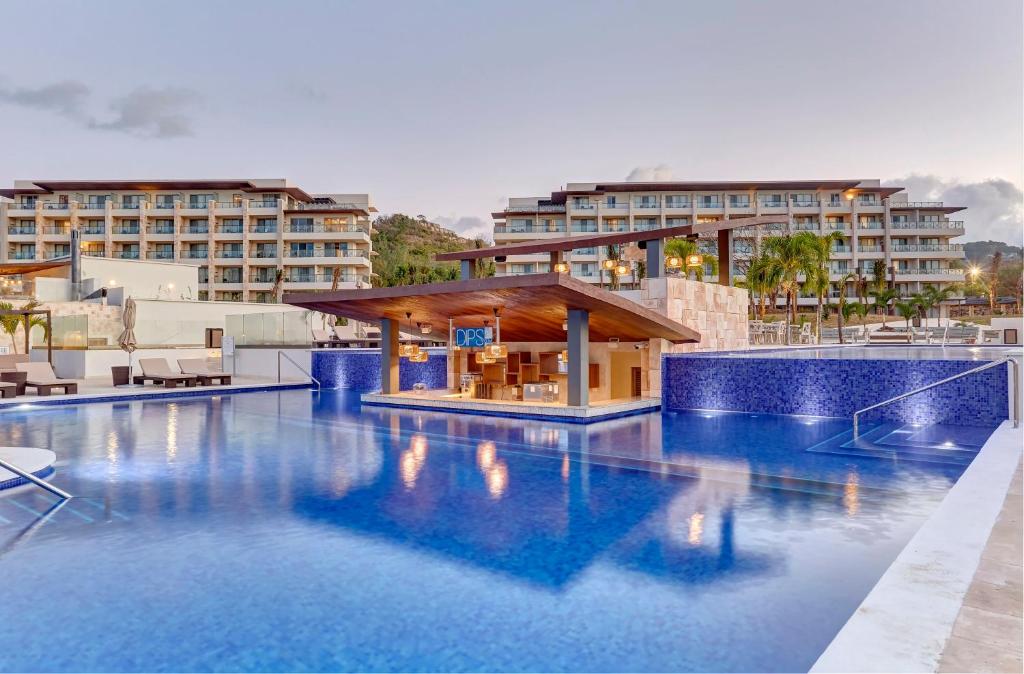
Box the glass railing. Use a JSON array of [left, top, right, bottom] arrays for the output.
[[7, 227, 36, 235], [185, 226, 209, 234], [112, 225, 140, 234], [147, 225, 175, 234], [250, 225, 278, 233], [147, 251, 175, 260], [0, 277, 34, 299], [116, 251, 140, 259], [226, 310, 314, 346], [9, 252, 36, 260], [82, 226, 105, 235], [43, 203, 70, 210], [215, 250, 244, 258], [153, 202, 176, 209], [185, 250, 209, 259], [44, 227, 70, 235], [249, 200, 280, 208], [728, 200, 751, 208]]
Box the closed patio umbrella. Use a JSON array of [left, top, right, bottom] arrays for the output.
[[116, 297, 142, 388]]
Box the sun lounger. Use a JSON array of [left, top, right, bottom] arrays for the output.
[[0, 381, 17, 398], [15, 362, 79, 396], [868, 330, 912, 344], [312, 328, 339, 348], [177, 359, 232, 385], [133, 358, 198, 388]]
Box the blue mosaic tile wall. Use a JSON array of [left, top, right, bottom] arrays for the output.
[[313, 349, 448, 392], [662, 355, 1009, 425]]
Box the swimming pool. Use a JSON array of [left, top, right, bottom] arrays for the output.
[[0, 390, 997, 672]]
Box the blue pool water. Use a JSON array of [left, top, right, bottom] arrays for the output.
[[0, 390, 997, 672]]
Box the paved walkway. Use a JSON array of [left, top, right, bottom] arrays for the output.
[[938, 459, 1023, 673]]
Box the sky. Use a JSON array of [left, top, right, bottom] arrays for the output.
[[1, 0, 1021, 245]]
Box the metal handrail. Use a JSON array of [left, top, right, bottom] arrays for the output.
[[853, 357, 1020, 439], [0, 457, 72, 499], [277, 350, 321, 390]]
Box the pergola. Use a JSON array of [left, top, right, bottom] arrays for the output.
[[286, 273, 699, 406], [434, 214, 785, 284], [0, 309, 53, 364]]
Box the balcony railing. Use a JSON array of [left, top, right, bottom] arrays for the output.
[[572, 223, 598, 233], [892, 244, 964, 252], [695, 201, 722, 208], [115, 250, 140, 259], [112, 225, 140, 235], [248, 200, 280, 208], [503, 204, 566, 213], [153, 202, 176, 209], [216, 224, 244, 234], [633, 201, 661, 209], [826, 222, 849, 230], [494, 224, 567, 234], [184, 250, 209, 259], [252, 249, 278, 259], [634, 222, 661, 231], [9, 252, 36, 260], [43, 203, 70, 210], [82, 226, 105, 235], [759, 200, 786, 208], [891, 220, 964, 230], [82, 249, 106, 257], [793, 223, 819, 230], [791, 200, 820, 207], [664, 200, 691, 208], [570, 203, 596, 210], [147, 251, 175, 260], [603, 223, 629, 232], [283, 223, 367, 234], [7, 226, 36, 235], [889, 201, 943, 208], [831, 246, 852, 253], [858, 222, 883, 230], [43, 227, 70, 235], [249, 224, 278, 234], [895, 268, 965, 276], [78, 201, 108, 210], [728, 200, 752, 208], [858, 246, 885, 253], [215, 250, 244, 258], [147, 225, 175, 234], [185, 226, 209, 235]]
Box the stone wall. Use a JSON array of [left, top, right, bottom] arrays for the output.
[[636, 277, 750, 397]]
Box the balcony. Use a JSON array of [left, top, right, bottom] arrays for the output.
[[633, 201, 661, 210], [503, 204, 566, 214], [892, 244, 965, 253], [184, 226, 210, 235], [571, 223, 598, 233], [152, 202, 176, 210], [602, 201, 628, 211], [7, 203, 37, 214], [634, 222, 661, 232], [494, 224, 566, 234], [858, 246, 885, 253], [858, 222, 883, 230], [249, 224, 278, 234], [695, 201, 723, 209], [147, 250, 175, 260], [9, 251, 36, 260], [252, 249, 279, 259], [184, 250, 209, 259], [602, 223, 629, 233], [831, 246, 852, 253], [81, 249, 106, 257], [664, 200, 691, 209], [7, 226, 36, 236], [214, 249, 245, 259], [77, 201, 108, 212], [889, 201, 943, 208], [791, 200, 820, 208], [891, 220, 964, 231], [112, 224, 141, 235], [793, 223, 819, 231], [758, 200, 786, 208], [43, 226, 70, 236], [147, 224, 176, 235], [570, 202, 596, 211], [283, 223, 368, 234], [215, 224, 245, 235], [115, 250, 140, 260], [42, 202, 70, 212], [248, 199, 280, 208]]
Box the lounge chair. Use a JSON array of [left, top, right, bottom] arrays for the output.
[[0, 381, 17, 398], [312, 328, 338, 348], [15, 362, 79, 396], [177, 359, 232, 385], [133, 358, 198, 388], [868, 330, 912, 344]]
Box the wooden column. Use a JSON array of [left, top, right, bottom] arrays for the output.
[[567, 308, 589, 407], [23, 313, 30, 354], [380, 318, 400, 394], [717, 229, 731, 286], [460, 260, 473, 281]]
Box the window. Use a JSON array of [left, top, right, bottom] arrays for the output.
[[324, 242, 348, 257], [189, 194, 213, 208], [634, 218, 659, 231], [289, 217, 314, 233], [290, 242, 314, 257], [509, 218, 533, 233], [187, 218, 209, 234], [222, 268, 243, 283], [729, 194, 750, 207], [572, 218, 597, 232], [541, 218, 565, 232], [287, 267, 315, 283], [510, 264, 535, 274], [254, 218, 277, 233], [198, 268, 209, 283], [220, 243, 243, 258], [857, 194, 878, 205], [572, 197, 592, 208], [155, 195, 176, 208], [572, 262, 597, 276], [698, 195, 721, 207], [827, 193, 843, 206], [634, 195, 658, 208], [922, 214, 940, 222], [761, 194, 784, 206], [121, 195, 140, 207], [220, 218, 243, 233], [83, 220, 105, 234], [574, 247, 597, 256], [791, 193, 815, 205], [666, 217, 690, 226], [605, 197, 621, 207], [86, 195, 109, 207], [665, 196, 690, 208], [255, 244, 277, 258], [18, 197, 36, 208]]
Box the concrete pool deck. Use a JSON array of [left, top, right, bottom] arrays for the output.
[[813, 419, 1023, 673], [0, 375, 312, 410]]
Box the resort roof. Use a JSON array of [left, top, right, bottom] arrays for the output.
[[285, 272, 700, 343], [437, 214, 782, 262], [0, 180, 315, 201], [0, 257, 71, 275]]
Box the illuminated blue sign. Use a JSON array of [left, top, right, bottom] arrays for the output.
[[455, 327, 493, 348]]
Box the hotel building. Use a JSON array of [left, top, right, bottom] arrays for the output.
[[0, 179, 375, 302], [493, 180, 966, 304]]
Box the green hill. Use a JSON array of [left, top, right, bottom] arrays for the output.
[[371, 214, 493, 287], [965, 240, 1023, 264]]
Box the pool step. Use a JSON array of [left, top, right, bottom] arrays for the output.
[[0, 494, 127, 531], [806, 422, 984, 467]]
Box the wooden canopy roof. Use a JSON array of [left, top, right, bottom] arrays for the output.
[[0, 257, 70, 276], [286, 273, 700, 343], [436, 214, 782, 262]]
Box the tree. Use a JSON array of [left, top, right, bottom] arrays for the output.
[[868, 287, 899, 325], [894, 300, 917, 329], [269, 267, 285, 302], [835, 272, 857, 344], [803, 232, 843, 343], [763, 232, 816, 341], [0, 300, 47, 353], [664, 238, 718, 282], [744, 251, 783, 320], [870, 260, 888, 295], [987, 251, 1003, 314], [922, 284, 957, 327]]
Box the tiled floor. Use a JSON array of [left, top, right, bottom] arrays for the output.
[[938, 460, 1023, 673]]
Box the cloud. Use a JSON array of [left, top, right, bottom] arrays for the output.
[[89, 87, 199, 138], [434, 214, 492, 242], [625, 164, 674, 182], [887, 175, 1023, 246], [0, 80, 90, 120], [0, 80, 199, 138]]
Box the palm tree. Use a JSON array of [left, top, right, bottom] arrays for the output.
[[835, 272, 857, 344], [894, 300, 917, 329], [744, 251, 783, 320], [868, 287, 899, 325], [922, 284, 957, 327], [0, 300, 47, 353], [802, 231, 843, 343], [270, 267, 285, 302], [664, 238, 718, 281], [0, 301, 20, 353], [870, 260, 888, 295], [987, 251, 1003, 314], [910, 290, 936, 325], [763, 232, 816, 341]]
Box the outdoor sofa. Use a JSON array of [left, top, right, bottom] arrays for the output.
[[134, 358, 198, 388], [177, 359, 232, 385]]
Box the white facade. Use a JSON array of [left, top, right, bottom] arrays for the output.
[[0, 179, 376, 303], [493, 179, 967, 304]]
